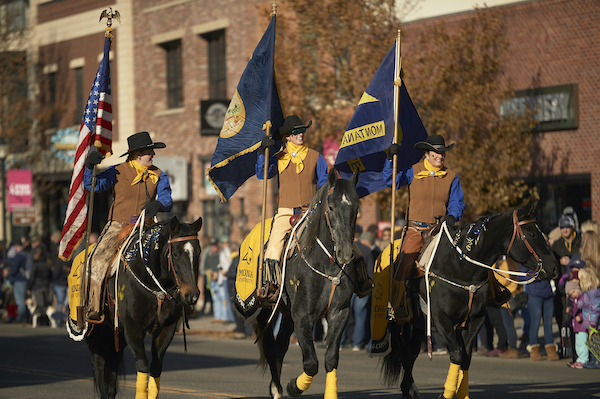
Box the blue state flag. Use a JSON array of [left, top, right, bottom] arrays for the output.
[[334, 41, 426, 197], [207, 15, 283, 201]]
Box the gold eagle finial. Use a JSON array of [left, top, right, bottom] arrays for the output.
[[99, 7, 121, 28]]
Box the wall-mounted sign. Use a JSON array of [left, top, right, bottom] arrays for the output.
[[12, 207, 35, 226], [50, 126, 79, 164], [153, 156, 188, 202], [200, 99, 229, 135], [7, 169, 32, 212], [500, 84, 578, 132]]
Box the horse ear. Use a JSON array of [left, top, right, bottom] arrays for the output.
[[191, 216, 203, 232], [170, 216, 181, 234], [519, 199, 538, 219], [328, 168, 339, 186], [350, 169, 360, 188]]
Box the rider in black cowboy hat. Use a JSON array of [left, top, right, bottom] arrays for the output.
[[384, 134, 465, 322], [82, 131, 172, 321]]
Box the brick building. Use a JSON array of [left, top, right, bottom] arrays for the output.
[[3, 0, 597, 247]]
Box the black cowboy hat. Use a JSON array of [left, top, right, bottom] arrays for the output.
[[120, 131, 166, 157], [273, 115, 312, 140], [414, 134, 454, 152]]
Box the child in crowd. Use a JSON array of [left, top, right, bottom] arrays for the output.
[[567, 279, 584, 367], [570, 268, 600, 368]]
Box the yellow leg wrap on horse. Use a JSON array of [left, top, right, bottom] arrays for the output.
[[148, 376, 160, 399], [456, 370, 469, 399], [443, 363, 460, 399], [296, 372, 313, 391], [324, 369, 338, 399], [135, 372, 148, 399]]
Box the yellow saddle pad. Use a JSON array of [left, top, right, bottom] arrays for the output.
[[67, 243, 96, 321]]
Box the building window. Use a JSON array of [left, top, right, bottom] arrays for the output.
[[0, 0, 27, 34], [74, 67, 83, 124], [161, 40, 183, 109], [201, 30, 226, 99], [48, 72, 58, 129]]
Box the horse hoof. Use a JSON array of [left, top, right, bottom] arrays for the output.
[[286, 379, 304, 397], [270, 381, 283, 399]]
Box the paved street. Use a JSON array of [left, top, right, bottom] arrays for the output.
[[0, 317, 599, 399]]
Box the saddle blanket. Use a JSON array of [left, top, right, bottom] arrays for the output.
[[234, 218, 273, 317], [67, 243, 96, 321]]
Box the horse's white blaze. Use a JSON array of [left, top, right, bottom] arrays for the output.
[[341, 194, 351, 205], [184, 242, 194, 273]]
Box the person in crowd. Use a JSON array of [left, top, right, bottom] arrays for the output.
[[524, 270, 559, 361], [214, 236, 235, 323], [255, 115, 328, 292], [342, 227, 375, 351], [27, 247, 56, 328], [83, 131, 173, 320], [384, 135, 464, 320], [570, 268, 600, 369], [494, 256, 526, 358], [199, 239, 224, 321], [376, 227, 391, 253], [7, 241, 29, 324], [566, 278, 585, 367]]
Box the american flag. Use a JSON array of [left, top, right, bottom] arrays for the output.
[[59, 36, 113, 261]]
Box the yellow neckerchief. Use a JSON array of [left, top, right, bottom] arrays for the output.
[[277, 142, 309, 174], [129, 160, 159, 186], [562, 231, 576, 253], [414, 158, 448, 179]]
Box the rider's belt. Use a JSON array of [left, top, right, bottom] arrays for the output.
[[293, 204, 309, 215], [409, 220, 433, 229]]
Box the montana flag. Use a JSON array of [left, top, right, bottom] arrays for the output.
[[206, 15, 284, 201], [59, 35, 113, 261], [334, 41, 426, 197]]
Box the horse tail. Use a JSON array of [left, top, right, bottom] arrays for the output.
[[381, 322, 404, 387]]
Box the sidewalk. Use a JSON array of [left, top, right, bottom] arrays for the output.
[[184, 314, 241, 338]]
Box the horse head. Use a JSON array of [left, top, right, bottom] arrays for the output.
[[161, 216, 203, 306], [508, 200, 558, 279], [324, 169, 360, 265]]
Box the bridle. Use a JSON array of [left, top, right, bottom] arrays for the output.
[[165, 234, 200, 293], [506, 209, 543, 278]]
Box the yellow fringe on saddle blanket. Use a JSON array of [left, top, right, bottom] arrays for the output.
[[370, 238, 403, 357], [67, 243, 97, 321], [234, 219, 273, 316]]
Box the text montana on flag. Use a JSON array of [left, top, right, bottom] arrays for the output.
[[340, 121, 385, 148]]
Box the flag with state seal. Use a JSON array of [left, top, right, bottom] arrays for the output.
[[334, 40, 426, 198], [206, 14, 284, 202]]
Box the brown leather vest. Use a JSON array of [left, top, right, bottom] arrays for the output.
[[109, 163, 160, 224], [277, 148, 319, 208], [408, 162, 456, 224]]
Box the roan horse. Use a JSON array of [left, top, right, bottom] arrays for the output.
[[85, 216, 202, 399], [381, 200, 558, 399], [240, 169, 360, 399]]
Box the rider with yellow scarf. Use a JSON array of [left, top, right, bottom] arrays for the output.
[[83, 131, 173, 320], [384, 135, 464, 320]]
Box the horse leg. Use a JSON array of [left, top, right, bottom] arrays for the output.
[[286, 314, 320, 397], [268, 314, 295, 399], [321, 306, 350, 399], [400, 323, 424, 399], [455, 317, 485, 399], [148, 323, 178, 399], [123, 326, 151, 399], [86, 323, 126, 399], [434, 316, 463, 399]]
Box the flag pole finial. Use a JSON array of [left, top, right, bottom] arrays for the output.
[[271, 0, 277, 16], [100, 7, 121, 37]]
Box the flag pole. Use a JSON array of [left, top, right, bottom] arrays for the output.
[[389, 30, 402, 313], [257, 0, 278, 300]]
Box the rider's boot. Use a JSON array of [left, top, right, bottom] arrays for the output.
[[354, 256, 374, 298], [86, 281, 103, 322], [259, 258, 280, 304], [392, 253, 418, 324]]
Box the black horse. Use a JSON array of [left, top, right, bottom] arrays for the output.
[[85, 216, 202, 399], [240, 169, 360, 399], [381, 200, 558, 399]]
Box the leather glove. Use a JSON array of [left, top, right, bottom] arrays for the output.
[[85, 151, 104, 169], [443, 214, 456, 227], [259, 136, 275, 154], [386, 143, 401, 160], [142, 201, 162, 219]]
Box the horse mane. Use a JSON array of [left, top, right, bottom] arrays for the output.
[[298, 181, 332, 254]]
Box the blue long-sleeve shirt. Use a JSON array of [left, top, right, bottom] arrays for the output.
[[84, 165, 173, 212], [8, 251, 27, 284], [382, 159, 465, 221], [255, 152, 329, 189]]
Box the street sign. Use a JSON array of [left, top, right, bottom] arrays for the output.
[[12, 207, 36, 226]]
